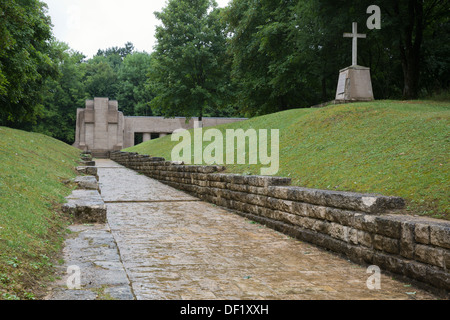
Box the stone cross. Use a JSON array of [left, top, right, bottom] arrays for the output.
[[343, 22, 366, 66]]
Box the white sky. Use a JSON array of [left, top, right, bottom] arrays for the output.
[[44, 0, 231, 58]]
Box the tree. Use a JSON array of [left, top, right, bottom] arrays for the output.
[[83, 55, 118, 99], [150, 0, 232, 121], [225, 0, 323, 116], [83, 42, 136, 101], [33, 41, 87, 144], [117, 52, 154, 116], [0, 0, 58, 126], [96, 42, 135, 61], [386, 0, 449, 99], [95, 42, 135, 72]]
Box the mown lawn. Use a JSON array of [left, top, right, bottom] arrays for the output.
[[0, 127, 80, 300], [125, 100, 449, 220]]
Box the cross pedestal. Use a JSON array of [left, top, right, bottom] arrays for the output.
[[335, 22, 374, 102], [335, 65, 374, 101]]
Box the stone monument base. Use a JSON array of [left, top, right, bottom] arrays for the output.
[[335, 65, 374, 101]]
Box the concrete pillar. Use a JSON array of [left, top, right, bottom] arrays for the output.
[[159, 133, 168, 138], [143, 133, 151, 142]]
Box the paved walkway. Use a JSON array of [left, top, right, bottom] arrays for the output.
[[47, 159, 439, 300], [97, 159, 439, 300]]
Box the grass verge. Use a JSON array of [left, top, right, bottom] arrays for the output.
[[0, 127, 80, 300]]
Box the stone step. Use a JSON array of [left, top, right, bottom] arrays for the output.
[[62, 190, 106, 224], [74, 176, 100, 191]]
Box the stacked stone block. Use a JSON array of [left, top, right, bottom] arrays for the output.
[[110, 151, 449, 293]]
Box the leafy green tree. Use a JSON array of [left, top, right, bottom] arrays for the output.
[[386, 0, 449, 98], [225, 0, 320, 116], [83, 55, 119, 99], [117, 52, 154, 116], [83, 42, 136, 102], [0, 0, 58, 126], [33, 41, 87, 144], [95, 42, 135, 72], [150, 0, 232, 121]]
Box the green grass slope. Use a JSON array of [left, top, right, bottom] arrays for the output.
[[0, 127, 80, 300], [125, 100, 449, 220]]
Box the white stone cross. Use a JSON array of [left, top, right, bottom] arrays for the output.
[[343, 22, 366, 66]]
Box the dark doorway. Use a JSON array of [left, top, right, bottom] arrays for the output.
[[134, 133, 143, 146]]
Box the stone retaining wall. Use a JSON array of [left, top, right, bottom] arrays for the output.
[[110, 151, 450, 294]]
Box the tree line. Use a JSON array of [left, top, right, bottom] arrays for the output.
[[0, 0, 448, 144]]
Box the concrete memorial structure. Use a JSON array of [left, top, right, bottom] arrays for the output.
[[335, 22, 374, 102], [73, 97, 246, 157]]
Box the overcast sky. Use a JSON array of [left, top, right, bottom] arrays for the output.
[[44, 0, 231, 58]]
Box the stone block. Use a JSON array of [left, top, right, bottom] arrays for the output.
[[325, 207, 355, 227], [425, 266, 450, 291], [372, 234, 399, 254], [266, 186, 290, 200], [247, 176, 291, 187], [62, 190, 107, 224], [348, 227, 358, 245], [415, 223, 430, 244], [382, 237, 399, 255], [221, 175, 291, 187], [357, 230, 372, 248], [400, 221, 415, 259], [312, 220, 331, 234], [329, 223, 349, 242], [266, 197, 293, 213], [403, 261, 428, 284], [352, 213, 364, 229], [80, 160, 96, 166], [445, 250, 450, 271], [308, 204, 327, 220], [321, 235, 350, 256], [375, 216, 402, 239], [300, 216, 317, 230], [268, 186, 405, 214], [280, 211, 306, 227], [76, 166, 98, 177], [209, 181, 227, 189], [291, 202, 328, 220], [291, 202, 309, 217], [354, 214, 377, 233], [430, 224, 450, 249], [373, 234, 383, 251], [355, 246, 375, 265], [207, 173, 227, 182], [372, 252, 404, 275], [415, 244, 445, 268], [74, 176, 99, 191]]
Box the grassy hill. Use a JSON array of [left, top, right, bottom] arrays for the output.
[[125, 100, 449, 220], [0, 127, 79, 300]]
